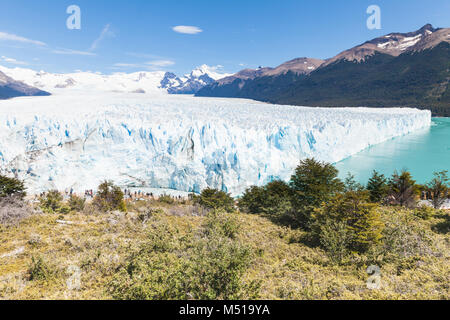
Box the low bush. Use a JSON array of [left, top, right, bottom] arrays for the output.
[[158, 194, 175, 205], [27, 256, 55, 281], [312, 191, 384, 261], [414, 205, 436, 220], [68, 195, 86, 212], [39, 190, 64, 213], [108, 210, 259, 300], [382, 211, 434, 260], [0, 196, 35, 226]]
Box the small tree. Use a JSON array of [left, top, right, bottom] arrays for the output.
[[389, 170, 417, 208], [367, 170, 389, 203], [93, 181, 126, 212], [196, 188, 235, 213], [344, 173, 364, 192], [0, 175, 26, 199], [290, 158, 344, 227], [427, 171, 449, 209]]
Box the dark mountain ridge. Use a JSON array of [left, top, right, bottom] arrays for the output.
[[197, 24, 450, 116]]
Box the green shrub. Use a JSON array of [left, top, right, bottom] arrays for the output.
[[196, 188, 235, 213], [27, 256, 54, 281], [0, 175, 26, 199], [39, 190, 64, 213], [93, 181, 126, 212], [382, 212, 434, 260], [158, 194, 175, 204], [108, 211, 259, 300], [203, 209, 240, 239], [187, 236, 260, 300], [312, 191, 384, 256], [317, 220, 351, 264], [414, 205, 436, 220], [68, 195, 86, 212], [239, 180, 293, 216]]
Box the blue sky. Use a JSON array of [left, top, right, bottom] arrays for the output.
[[0, 0, 449, 75]]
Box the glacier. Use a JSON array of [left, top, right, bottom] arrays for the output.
[[0, 91, 431, 196]]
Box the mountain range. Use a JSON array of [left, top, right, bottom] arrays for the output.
[[160, 65, 232, 94], [0, 64, 230, 97], [0, 70, 50, 99], [197, 24, 450, 116]]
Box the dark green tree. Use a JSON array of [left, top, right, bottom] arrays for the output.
[[238, 180, 292, 216], [367, 170, 389, 203], [0, 175, 26, 199], [389, 170, 417, 208], [289, 158, 344, 226], [427, 171, 449, 209], [196, 188, 235, 213]]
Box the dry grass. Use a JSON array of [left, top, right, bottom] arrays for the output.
[[0, 199, 448, 300]]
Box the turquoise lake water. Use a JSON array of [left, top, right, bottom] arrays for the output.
[[335, 118, 450, 185]]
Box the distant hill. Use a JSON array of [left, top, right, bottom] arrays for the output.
[[0, 70, 50, 99], [197, 24, 450, 116]]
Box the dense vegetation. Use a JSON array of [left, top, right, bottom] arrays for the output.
[[197, 43, 450, 116], [0, 163, 448, 300]]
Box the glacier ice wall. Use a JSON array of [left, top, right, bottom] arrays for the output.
[[0, 92, 431, 196]]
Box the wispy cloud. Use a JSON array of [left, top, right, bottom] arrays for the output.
[[90, 24, 115, 51], [0, 31, 46, 46], [0, 55, 28, 65], [146, 60, 175, 67], [172, 26, 203, 35], [52, 48, 96, 56], [113, 63, 140, 68], [112, 59, 175, 71]]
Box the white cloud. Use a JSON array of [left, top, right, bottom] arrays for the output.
[[52, 48, 96, 56], [0, 56, 27, 65], [172, 26, 203, 35], [0, 31, 46, 46], [113, 63, 140, 68], [90, 24, 115, 51], [146, 60, 175, 67]]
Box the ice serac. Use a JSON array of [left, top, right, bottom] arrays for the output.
[[0, 93, 431, 196]]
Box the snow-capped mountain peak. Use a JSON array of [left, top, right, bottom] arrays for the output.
[[323, 24, 448, 66], [160, 65, 232, 94], [190, 64, 231, 81]]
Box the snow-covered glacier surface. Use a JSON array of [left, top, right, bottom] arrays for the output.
[[0, 92, 431, 195]]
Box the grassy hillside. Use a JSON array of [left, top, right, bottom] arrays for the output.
[[1, 198, 448, 300]]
